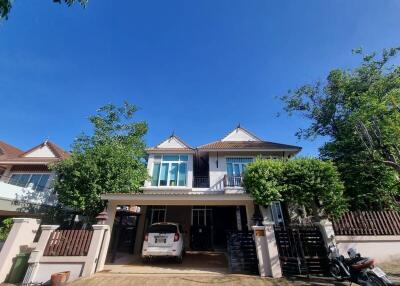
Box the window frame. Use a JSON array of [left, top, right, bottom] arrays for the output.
[[8, 173, 51, 191], [151, 154, 188, 187]]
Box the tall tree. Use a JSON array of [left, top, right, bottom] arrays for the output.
[[281, 48, 400, 211], [52, 102, 148, 218], [0, 0, 87, 19]]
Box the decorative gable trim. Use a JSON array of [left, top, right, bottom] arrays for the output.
[[221, 126, 262, 142]]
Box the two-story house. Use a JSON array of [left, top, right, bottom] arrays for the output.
[[0, 140, 69, 217], [102, 126, 301, 258]]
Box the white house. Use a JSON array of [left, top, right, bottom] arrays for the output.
[[0, 140, 70, 217], [102, 126, 301, 257]]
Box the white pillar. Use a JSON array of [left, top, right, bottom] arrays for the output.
[[94, 225, 110, 272], [81, 225, 109, 277], [0, 218, 41, 283], [24, 225, 59, 285], [316, 219, 335, 247], [263, 222, 282, 278], [252, 226, 269, 277]]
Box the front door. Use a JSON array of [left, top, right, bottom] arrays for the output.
[[190, 206, 212, 250]]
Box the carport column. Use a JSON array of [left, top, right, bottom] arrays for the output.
[[105, 201, 117, 229], [264, 222, 282, 278], [134, 205, 148, 254], [245, 203, 255, 230]]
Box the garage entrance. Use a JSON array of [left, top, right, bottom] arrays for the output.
[[104, 251, 229, 274]]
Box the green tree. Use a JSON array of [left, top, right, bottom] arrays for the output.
[[283, 158, 347, 219], [52, 102, 148, 218], [243, 158, 347, 219], [281, 48, 400, 211], [0, 0, 87, 19], [0, 218, 13, 241], [243, 159, 285, 206]]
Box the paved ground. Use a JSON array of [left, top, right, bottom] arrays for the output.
[[104, 251, 229, 274], [68, 273, 347, 286]]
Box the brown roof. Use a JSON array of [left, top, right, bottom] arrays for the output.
[[197, 140, 301, 151], [0, 141, 23, 159], [21, 140, 70, 159], [0, 140, 70, 165]]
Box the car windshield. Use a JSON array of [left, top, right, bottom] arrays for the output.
[[148, 224, 177, 233]]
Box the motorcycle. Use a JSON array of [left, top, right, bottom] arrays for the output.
[[328, 240, 393, 286]]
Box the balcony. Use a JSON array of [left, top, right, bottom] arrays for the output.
[[223, 175, 243, 187], [193, 176, 210, 188]]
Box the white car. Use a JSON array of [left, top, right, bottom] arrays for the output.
[[142, 222, 184, 263]]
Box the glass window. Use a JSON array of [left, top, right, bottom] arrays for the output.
[[8, 173, 50, 191], [151, 155, 189, 187], [169, 163, 178, 186], [37, 174, 50, 192], [151, 163, 161, 186], [178, 163, 187, 186], [163, 155, 179, 161], [159, 163, 169, 186], [150, 206, 167, 224]]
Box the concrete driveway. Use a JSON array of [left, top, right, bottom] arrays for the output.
[[68, 273, 347, 286]]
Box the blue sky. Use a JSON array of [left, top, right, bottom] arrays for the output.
[[1, 0, 400, 155]]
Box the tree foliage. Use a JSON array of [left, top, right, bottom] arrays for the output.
[[281, 48, 400, 211], [0, 218, 13, 241], [243, 158, 347, 218], [52, 102, 148, 218], [243, 159, 284, 205], [0, 0, 87, 20]]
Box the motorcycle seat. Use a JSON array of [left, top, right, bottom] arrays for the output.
[[351, 258, 375, 270]]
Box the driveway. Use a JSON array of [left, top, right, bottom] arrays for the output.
[[68, 273, 347, 286]]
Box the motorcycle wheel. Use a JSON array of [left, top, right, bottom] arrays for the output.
[[367, 273, 387, 286], [329, 263, 344, 281]]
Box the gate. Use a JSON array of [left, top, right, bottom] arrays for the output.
[[226, 231, 259, 275], [274, 224, 328, 276]]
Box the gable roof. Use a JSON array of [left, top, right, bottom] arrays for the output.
[[0, 141, 23, 160], [198, 126, 301, 153], [221, 126, 262, 142], [21, 140, 70, 159], [146, 134, 195, 153], [0, 140, 70, 165]]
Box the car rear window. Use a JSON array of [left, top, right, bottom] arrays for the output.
[[148, 224, 177, 233]]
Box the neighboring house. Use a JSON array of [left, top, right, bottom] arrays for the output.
[[0, 140, 69, 217], [102, 126, 301, 256]]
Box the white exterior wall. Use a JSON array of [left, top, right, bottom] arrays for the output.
[[209, 154, 227, 191], [144, 153, 193, 188]]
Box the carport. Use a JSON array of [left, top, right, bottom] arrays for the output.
[[101, 192, 255, 273]]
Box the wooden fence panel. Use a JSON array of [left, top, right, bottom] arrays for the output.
[[333, 211, 400, 236], [44, 229, 94, 256]]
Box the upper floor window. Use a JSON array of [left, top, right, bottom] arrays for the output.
[[8, 173, 51, 192], [226, 157, 253, 177], [226, 158, 253, 187], [151, 155, 188, 186]]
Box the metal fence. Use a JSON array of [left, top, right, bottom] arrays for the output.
[[44, 229, 93, 256], [332, 211, 400, 236]]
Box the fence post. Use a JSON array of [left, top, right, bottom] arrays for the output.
[[0, 218, 40, 283], [264, 222, 282, 278], [23, 225, 59, 285], [316, 219, 335, 247], [81, 225, 110, 277], [252, 226, 269, 277]]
